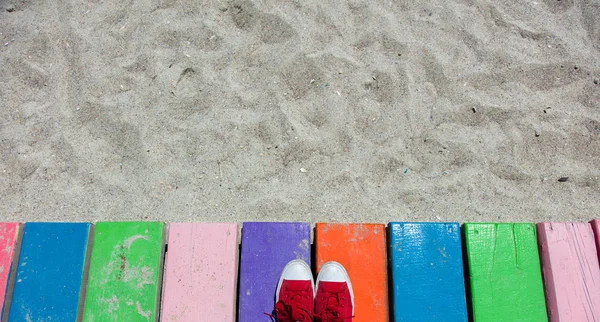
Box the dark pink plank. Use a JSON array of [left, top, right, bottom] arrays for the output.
[[537, 222, 600, 322], [592, 219, 600, 262], [237, 222, 311, 322], [0, 223, 20, 318]]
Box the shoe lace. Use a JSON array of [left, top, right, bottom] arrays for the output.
[[264, 289, 314, 322], [275, 299, 314, 322], [316, 290, 354, 322]]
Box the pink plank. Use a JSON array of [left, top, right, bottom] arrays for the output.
[[537, 222, 600, 322], [161, 223, 238, 322], [592, 219, 600, 262], [0, 223, 20, 317]]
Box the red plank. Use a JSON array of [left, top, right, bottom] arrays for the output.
[[0, 223, 20, 318], [537, 222, 600, 322]]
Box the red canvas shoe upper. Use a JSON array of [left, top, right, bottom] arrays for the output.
[[275, 279, 315, 322], [315, 281, 353, 322]]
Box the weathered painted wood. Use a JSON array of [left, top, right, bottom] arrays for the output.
[[161, 223, 238, 322], [388, 222, 467, 321], [8, 222, 90, 322], [0, 223, 20, 318], [82, 222, 165, 322], [537, 222, 600, 322], [592, 219, 600, 261], [464, 223, 547, 322], [315, 223, 389, 322], [238, 222, 311, 322]]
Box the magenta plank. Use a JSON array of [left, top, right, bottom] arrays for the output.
[[537, 222, 600, 322], [238, 222, 311, 322], [161, 223, 239, 322], [0, 223, 20, 318], [592, 219, 600, 261]]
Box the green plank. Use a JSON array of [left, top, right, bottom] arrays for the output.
[[464, 223, 547, 322], [82, 222, 165, 322]]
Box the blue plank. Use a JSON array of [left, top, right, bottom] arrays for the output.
[[238, 222, 311, 322], [388, 222, 468, 322], [8, 222, 91, 322]]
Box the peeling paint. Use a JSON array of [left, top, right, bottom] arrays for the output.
[[136, 301, 151, 320], [104, 295, 119, 314], [123, 235, 149, 249]]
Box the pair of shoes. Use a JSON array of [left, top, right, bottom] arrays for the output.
[[274, 259, 354, 322]]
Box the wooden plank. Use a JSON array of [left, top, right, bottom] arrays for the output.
[[161, 223, 238, 322], [8, 222, 91, 322], [592, 219, 600, 262], [315, 223, 389, 322], [463, 223, 547, 322], [388, 222, 467, 321], [238, 222, 311, 322], [537, 222, 600, 322], [82, 222, 165, 322], [0, 223, 20, 319]]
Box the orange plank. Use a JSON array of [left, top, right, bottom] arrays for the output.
[[315, 223, 388, 322]]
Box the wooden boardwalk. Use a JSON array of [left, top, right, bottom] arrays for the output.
[[0, 220, 598, 321]]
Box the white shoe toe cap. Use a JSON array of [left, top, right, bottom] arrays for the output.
[[281, 259, 313, 280]]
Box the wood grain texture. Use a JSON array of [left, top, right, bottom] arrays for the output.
[[537, 222, 600, 322], [0, 223, 20, 318], [315, 223, 389, 322], [8, 222, 90, 322], [592, 219, 600, 262], [238, 222, 311, 322], [82, 222, 165, 322], [464, 223, 547, 322], [388, 222, 467, 322], [161, 223, 238, 322]]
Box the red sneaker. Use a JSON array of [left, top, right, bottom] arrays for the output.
[[274, 259, 315, 322], [315, 261, 354, 322]]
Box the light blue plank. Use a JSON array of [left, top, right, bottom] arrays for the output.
[[388, 222, 467, 322], [8, 222, 90, 322]]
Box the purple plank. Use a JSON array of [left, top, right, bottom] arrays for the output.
[[238, 222, 311, 322]]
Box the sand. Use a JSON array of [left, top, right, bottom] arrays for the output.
[[0, 0, 599, 224]]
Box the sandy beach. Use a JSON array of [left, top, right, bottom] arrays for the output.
[[0, 0, 599, 224]]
